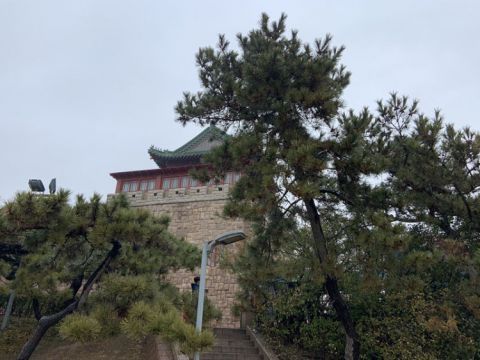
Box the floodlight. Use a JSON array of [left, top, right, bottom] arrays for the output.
[[49, 178, 56, 194], [28, 179, 45, 192]]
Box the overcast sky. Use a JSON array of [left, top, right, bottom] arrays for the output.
[[1, 0, 479, 202]]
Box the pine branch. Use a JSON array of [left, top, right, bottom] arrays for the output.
[[77, 240, 121, 309]]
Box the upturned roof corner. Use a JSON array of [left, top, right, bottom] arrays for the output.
[[148, 125, 228, 168]]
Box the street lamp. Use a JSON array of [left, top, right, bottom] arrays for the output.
[[194, 230, 246, 360]]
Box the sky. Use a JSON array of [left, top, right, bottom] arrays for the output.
[[1, 0, 479, 202]]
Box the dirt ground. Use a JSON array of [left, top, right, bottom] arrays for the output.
[[31, 336, 147, 360], [1, 318, 147, 360], [3, 336, 146, 360]]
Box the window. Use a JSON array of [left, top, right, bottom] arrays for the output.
[[140, 181, 148, 191], [225, 172, 233, 184], [122, 182, 129, 192], [129, 182, 138, 192], [162, 178, 170, 189], [162, 177, 185, 189], [171, 178, 179, 188], [234, 173, 241, 182], [148, 180, 155, 190], [190, 178, 198, 187]]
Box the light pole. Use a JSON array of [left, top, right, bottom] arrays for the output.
[[194, 230, 246, 360]]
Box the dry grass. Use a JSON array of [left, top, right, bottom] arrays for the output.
[[32, 335, 146, 360], [0, 317, 147, 360]]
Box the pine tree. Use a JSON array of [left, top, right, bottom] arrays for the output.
[[175, 13, 378, 359], [176, 13, 480, 359], [0, 191, 203, 359]]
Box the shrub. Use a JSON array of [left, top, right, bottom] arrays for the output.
[[120, 300, 214, 354], [150, 311, 180, 340], [175, 321, 214, 356], [92, 275, 156, 315], [91, 304, 121, 336], [0, 289, 71, 318], [120, 301, 154, 339], [59, 314, 101, 343], [180, 292, 222, 326]]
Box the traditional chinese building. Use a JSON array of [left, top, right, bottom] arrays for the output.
[[108, 125, 248, 328]]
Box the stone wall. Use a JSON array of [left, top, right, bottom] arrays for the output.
[[108, 184, 249, 328]]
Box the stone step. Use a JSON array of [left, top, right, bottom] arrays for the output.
[[199, 328, 263, 360], [201, 354, 262, 360], [211, 345, 259, 354], [213, 328, 248, 336], [214, 331, 250, 340], [215, 335, 251, 342], [215, 338, 255, 347]]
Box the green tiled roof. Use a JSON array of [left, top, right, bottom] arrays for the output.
[[148, 125, 227, 168]]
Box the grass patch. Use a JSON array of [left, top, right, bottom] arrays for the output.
[[0, 317, 42, 358], [0, 317, 146, 359]]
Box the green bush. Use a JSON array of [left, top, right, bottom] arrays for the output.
[[59, 314, 101, 343], [120, 300, 214, 354], [91, 275, 156, 315], [0, 288, 71, 318], [180, 292, 222, 326], [148, 310, 180, 341], [91, 304, 121, 336], [299, 317, 343, 355], [175, 321, 214, 356], [254, 283, 344, 359], [120, 301, 155, 339]]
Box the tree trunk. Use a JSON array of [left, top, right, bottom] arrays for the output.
[[32, 298, 42, 321], [0, 290, 16, 332], [17, 302, 77, 360], [16, 240, 121, 360], [304, 198, 360, 360]]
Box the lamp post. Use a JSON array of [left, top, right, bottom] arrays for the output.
[[194, 230, 246, 360]]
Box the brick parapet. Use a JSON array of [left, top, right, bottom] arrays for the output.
[[107, 184, 232, 207]]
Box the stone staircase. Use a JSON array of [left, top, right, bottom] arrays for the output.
[[200, 328, 264, 360]]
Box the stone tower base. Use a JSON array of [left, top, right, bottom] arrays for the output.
[[109, 184, 248, 328]]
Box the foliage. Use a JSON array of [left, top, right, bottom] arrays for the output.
[[0, 288, 71, 318], [236, 212, 480, 358], [176, 11, 363, 358], [119, 300, 214, 355], [0, 191, 203, 358], [176, 322, 215, 355], [90, 304, 121, 337], [176, 12, 480, 359], [59, 314, 101, 343], [254, 282, 343, 358], [179, 292, 222, 326], [90, 274, 158, 315], [0, 317, 39, 355], [57, 285, 217, 354]]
